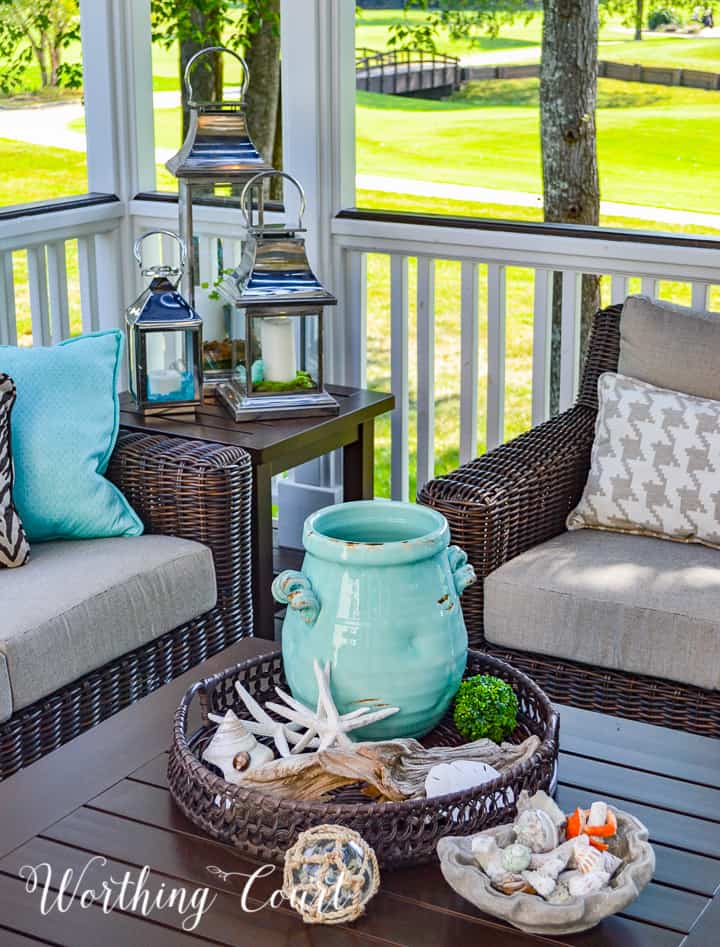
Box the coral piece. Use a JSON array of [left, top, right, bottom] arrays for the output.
[[502, 843, 532, 874], [514, 808, 559, 853], [264, 660, 400, 752], [566, 870, 611, 898], [202, 710, 274, 784], [547, 881, 572, 905], [587, 801, 608, 827], [522, 870, 556, 899], [225, 681, 319, 758], [282, 824, 379, 925]]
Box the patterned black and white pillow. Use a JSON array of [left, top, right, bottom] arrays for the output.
[[0, 374, 30, 568]]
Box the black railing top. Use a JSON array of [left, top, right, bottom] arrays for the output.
[[0, 192, 119, 223], [337, 207, 720, 251]]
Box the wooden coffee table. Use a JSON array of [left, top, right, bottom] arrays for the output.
[[0, 637, 717, 946]]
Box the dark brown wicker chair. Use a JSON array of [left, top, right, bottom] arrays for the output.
[[0, 429, 253, 781], [419, 304, 720, 738]]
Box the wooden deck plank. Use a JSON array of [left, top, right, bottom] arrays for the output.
[[558, 705, 720, 789], [0, 837, 384, 947], [559, 753, 720, 821], [0, 872, 216, 947]]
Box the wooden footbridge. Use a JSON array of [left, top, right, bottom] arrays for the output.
[[356, 49, 461, 99]]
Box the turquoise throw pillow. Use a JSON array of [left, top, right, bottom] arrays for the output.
[[0, 331, 143, 542]]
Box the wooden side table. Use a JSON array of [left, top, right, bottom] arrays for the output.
[[119, 385, 394, 639]]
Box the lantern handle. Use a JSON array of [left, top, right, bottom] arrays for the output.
[[184, 46, 250, 108], [240, 171, 307, 231], [134, 230, 187, 280]]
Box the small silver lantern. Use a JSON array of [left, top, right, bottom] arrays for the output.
[[215, 171, 339, 422], [126, 230, 203, 416], [165, 46, 272, 386]]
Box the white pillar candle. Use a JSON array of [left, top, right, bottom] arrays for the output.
[[148, 368, 182, 396], [260, 317, 297, 383]]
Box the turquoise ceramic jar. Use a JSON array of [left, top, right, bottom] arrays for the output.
[[272, 500, 476, 741]]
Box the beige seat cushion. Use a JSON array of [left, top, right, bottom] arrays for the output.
[[484, 529, 720, 691], [0, 534, 216, 717], [619, 294, 720, 400], [0, 655, 10, 724]]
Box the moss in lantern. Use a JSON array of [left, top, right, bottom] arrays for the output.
[[253, 371, 316, 393], [453, 674, 518, 743]]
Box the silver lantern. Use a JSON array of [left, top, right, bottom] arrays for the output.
[[165, 46, 272, 386], [126, 230, 203, 416], [215, 171, 339, 422]]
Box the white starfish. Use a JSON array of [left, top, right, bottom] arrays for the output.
[[264, 659, 400, 753], [208, 680, 320, 757]]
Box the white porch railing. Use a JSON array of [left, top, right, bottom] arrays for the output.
[[332, 210, 720, 501], [0, 197, 124, 347]]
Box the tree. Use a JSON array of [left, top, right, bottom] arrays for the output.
[[151, 0, 281, 160], [541, 0, 600, 404], [0, 0, 81, 94]]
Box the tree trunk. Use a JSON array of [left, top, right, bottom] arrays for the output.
[[634, 0, 644, 40], [49, 40, 62, 87], [243, 0, 281, 167], [179, 7, 224, 141], [541, 0, 600, 414]]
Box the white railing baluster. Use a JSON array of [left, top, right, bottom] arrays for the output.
[[486, 263, 506, 450], [46, 241, 70, 343], [78, 235, 99, 332], [345, 251, 367, 389], [531, 268, 552, 426], [197, 235, 214, 287], [0, 251, 16, 346], [390, 254, 409, 501], [459, 261, 479, 464], [559, 270, 581, 412], [691, 283, 709, 310], [641, 276, 657, 298], [416, 257, 435, 489], [611, 275, 629, 305], [27, 246, 51, 346]]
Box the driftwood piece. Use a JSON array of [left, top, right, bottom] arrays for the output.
[[237, 735, 541, 802]]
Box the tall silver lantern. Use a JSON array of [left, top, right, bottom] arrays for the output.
[[215, 171, 339, 422], [165, 45, 272, 386], [126, 230, 203, 417]]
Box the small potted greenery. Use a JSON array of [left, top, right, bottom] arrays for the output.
[[453, 674, 519, 743]]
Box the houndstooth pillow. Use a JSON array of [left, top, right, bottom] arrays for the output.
[[0, 374, 30, 568], [568, 371, 720, 549]]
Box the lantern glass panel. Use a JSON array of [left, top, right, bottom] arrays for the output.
[[143, 329, 198, 404], [246, 311, 321, 397]]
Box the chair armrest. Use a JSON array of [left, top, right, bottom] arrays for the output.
[[418, 405, 596, 641], [107, 430, 253, 623]]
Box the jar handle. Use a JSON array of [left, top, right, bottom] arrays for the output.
[[448, 545, 477, 596], [272, 570, 320, 626]]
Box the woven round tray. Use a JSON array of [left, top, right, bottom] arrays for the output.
[[168, 649, 559, 869]]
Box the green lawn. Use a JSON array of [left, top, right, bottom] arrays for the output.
[[356, 79, 720, 214]]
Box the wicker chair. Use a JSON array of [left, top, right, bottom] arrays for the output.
[[0, 429, 253, 780], [419, 304, 720, 738]]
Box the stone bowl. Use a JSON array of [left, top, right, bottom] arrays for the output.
[[437, 808, 655, 935]]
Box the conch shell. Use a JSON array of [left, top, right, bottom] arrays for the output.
[[202, 710, 274, 785]]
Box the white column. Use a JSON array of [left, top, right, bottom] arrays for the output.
[[80, 0, 156, 338], [278, 0, 356, 526]]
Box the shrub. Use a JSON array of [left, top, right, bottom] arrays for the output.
[[453, 674, 519, 743], [648, 8, 681, 30]]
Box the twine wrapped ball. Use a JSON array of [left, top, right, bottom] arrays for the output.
[[283, 824, 380, 924]]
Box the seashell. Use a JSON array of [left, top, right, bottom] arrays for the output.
[[547, 881, 572, 904], [566, 870, 611, 898], [425, 760, 501, 799], [602, 851, 623, 878], [522, 870, 556, 899], [575, 846, 603, 875], [587, 801, 608, 827], [492, 874, 533, 896], [514, 808, 559, 853], [535, 856, 566, 880], [516, 789, 566, 829], [502, 843, 532, 873], [202, 709, 274, 785]]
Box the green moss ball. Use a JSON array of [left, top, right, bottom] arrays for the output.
[[453, 674, 519, 743]]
